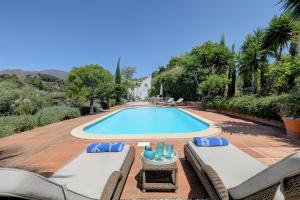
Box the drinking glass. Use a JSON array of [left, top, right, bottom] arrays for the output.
[[166, 144, 174, 159], [157, 142, 165, 149], [156, 142, 164, 160]]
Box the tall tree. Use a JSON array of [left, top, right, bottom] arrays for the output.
[[227, 44, 236, 96], [115, 57, 122, 103], [191, 41, 234, 76], [121, 66, 136, 80], [67, 64, 113, 114], [279, 0, 300, 20], [261, 13, 299, 95], [262, 14, 299, 61], [115, 58, 121, 84], [239, 28, 267, 94]]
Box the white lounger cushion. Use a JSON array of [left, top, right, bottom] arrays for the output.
[[229, 152, 300, 199], [50, 145, 130, 200], [187, 141, 266, 188], [187, 142, 285, 200], [0, 145, 130, 200], [0, 168, 89, 200]]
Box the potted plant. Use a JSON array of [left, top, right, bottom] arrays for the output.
[[279, 95, 300, 138]]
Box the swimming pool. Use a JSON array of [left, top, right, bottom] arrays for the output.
[[72, 106, 220, 139], [85, 107, 208, 134]]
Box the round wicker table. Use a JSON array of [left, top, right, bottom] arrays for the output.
[[141, 151, 178, 192]]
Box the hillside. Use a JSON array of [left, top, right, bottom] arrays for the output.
[[0, 69, 68, 79]]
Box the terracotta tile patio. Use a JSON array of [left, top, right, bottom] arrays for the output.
[[0, 105, 300, 199]]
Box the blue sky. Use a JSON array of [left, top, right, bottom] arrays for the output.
[[0, 0, 282, 77]]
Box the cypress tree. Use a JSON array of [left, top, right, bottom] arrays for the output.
[[115, 57, 121, 84], [115, 57, 122, 103], [227, 44, 236, 97]]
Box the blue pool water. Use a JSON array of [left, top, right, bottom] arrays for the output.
[[84, 107, 209, 134]]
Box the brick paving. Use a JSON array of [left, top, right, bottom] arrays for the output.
[[0, 105, 299, 199]]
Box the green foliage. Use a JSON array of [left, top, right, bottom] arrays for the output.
[[35, 106, 80, 126], [24, 73, 65, 92], [0, 85, 52, 116], [150, 66, 198, 100], [238, 28, 267, 94], [227, 44, 236, 97], [11, 88, 53, 115], [115, 58, 122, 103], [0, 115, 37, 137], [0, 88, 20, 115], [97, 81, 115, 104], [191, 41, 234, 75], [262, 13, 299, 60], [0, 74, 23, 86], [279, 0, 300, 20], [67, 64, 113, 113], [121, 66, 136, 80], [197, 75, 231, 97], [115, 58, 121, 84], [203, 94, 290, 120], [269, 55, 300, 93], [220, 34, 226, 47], [100, 99, 116, 109], [278, 95, 300, 118]]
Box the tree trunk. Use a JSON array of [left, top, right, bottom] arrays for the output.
[[252, 71, 257, 94], [260, 77, 275, 96], [260, 69, 267, 92], [193, 74, 199, 85], [89, 88, 95, 114], [107, 98, 110, 109]]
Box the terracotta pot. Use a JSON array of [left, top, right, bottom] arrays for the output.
[[282, 117, 300, 138]]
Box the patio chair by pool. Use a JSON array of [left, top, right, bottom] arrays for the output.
[[0, 145, 135, 200], [175, 98, 184, 104], [171, 98, 184, 106], [184, 141, 300, 200], [166, 98, 175, 103]]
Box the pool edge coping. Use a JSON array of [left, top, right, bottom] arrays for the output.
[[70, 106, 222, 140]]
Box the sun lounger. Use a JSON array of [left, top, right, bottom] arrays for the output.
[[155, 98, 175, 106], [184, 141, 300, 200], [0, 145, 135, 200], [166, 98, 175, 103], [175, 98, 184, 104]]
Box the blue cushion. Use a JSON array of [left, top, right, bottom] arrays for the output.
[[86, 142, 125, 153], [193, 137, 229, 147]]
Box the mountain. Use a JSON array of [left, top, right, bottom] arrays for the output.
[[0, 69, 68, 79]]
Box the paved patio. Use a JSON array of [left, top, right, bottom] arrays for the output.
[[0, 105, 300, 199]]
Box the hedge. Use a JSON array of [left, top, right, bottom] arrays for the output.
[[0, 115, 37, 137], [35, 105, 81, 126], [203, 94, 290, 120]]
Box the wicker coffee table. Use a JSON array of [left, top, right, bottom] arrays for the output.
[[141, 153, 178, 192]]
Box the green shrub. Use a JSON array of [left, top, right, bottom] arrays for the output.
[[99, 101, 108, 109], [79, 106, 100, 115], [278, 95, 300, 118], [99, 99, 116, 109], [197, 75, 231, 97], [109, 99, 116, 107], [35, 106, 80, 126], [0, 115, 37, 137], [203, 94, 290, 120]]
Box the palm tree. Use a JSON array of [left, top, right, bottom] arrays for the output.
[[239, 28, 267, 94], [262, 13, 299, 61], [279, 0, 300, 20]]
